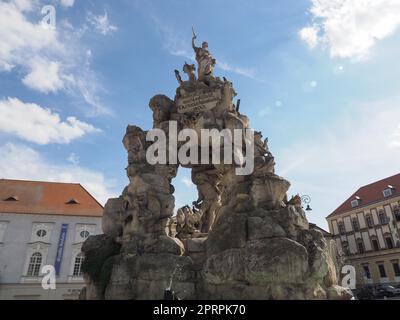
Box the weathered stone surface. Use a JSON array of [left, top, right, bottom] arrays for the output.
[[250, 174, 290, 210], [105, 260, 135, 300], [247, 215, 286, 240], [326, 285, 353, 300], [206, 212, 247, 256], [245, 238, 309, 285], [134, 279, 196, 300], [184, 237, 207, 253], [202, 249, 245, 285], [153, 235, 185, 255], [82, 235, 121, 284], [102, 197, 125, 237], [269, 205, 309, 238], [130, 254, 195, 282]]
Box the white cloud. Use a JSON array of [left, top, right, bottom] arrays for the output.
[[0, 1, 59, 72], [60, 0, 75, 7], [14, 0, 34, 12], [299, 25, 319, 49], [300, 0, 400, 59], [181, 176, 194, 188], [87, 11, 118, 36], [218, 61, 258, 80], [0, 1, 111, 114], [0, 143, 116, 205], [67, 152, 80, 165], [276, 96, 400, 228], [22, 58, 64, 93], [0, 97, 100, 145]]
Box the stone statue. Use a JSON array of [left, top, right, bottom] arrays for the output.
[[175, 205, 202, 240], [192, 168, 222, 233], [80, 32, 352, 301], [174, 70, 183, 85], [183, 62, 197, 83], [192, 28, 216, 79]]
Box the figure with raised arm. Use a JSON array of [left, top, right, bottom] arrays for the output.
[[192, 28, 216, 79]]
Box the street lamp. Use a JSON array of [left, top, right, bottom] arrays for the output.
[[301, 195, 312, 212]]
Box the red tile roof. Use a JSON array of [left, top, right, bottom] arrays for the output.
[[327, 173, 400, 219], [0, 179, 103, 217]]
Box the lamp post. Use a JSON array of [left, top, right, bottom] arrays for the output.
[[301, 195, 312, 212]]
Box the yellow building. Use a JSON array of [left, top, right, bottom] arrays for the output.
[[326, 173, 400, 288]]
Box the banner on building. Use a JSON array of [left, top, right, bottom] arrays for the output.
[[54, 224, 68, 276]]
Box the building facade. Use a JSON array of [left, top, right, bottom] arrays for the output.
[[326, 173, 400, 288], [0, 179, 103, 300]]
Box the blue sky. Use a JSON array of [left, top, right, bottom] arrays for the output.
[[1, 0, 400, 229]]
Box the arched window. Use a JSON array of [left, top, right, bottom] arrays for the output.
[[73, 253, 84, 276], [27, 252, 42, 277]]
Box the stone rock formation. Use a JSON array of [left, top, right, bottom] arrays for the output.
[[80, 33, 351, 300]]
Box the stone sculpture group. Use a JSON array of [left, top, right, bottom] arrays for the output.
[[80, 32, 351, 300]]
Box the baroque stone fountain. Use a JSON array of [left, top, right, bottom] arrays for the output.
[[80, 32, 350, 300]]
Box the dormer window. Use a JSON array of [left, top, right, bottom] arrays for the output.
[[4, 195, 18, 201], [351, 197, 361, 208], [383, 186, 395, 198], [66, 198, 79, 205]]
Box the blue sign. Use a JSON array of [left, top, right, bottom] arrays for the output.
[[54, 224, 68, 276]]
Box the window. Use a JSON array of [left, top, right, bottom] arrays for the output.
[[75, 224, 95, 242], [80, 230, 90, 239], [36, 229, 47, 238], [73, 253, 84, 277], [351, 199, 360, 208], [372, 239, 380, 251], [385, 236, 394, 249], [394, 207, 400, 222], [66, 198, 79, 205], [383, 188, 393, 198], [378, 264, 387, 278], [338, 222, 346, 234], [352, 218, 360, 231], [365, 215, 374, 228], [363, 265, 371, 279], [4, 195, 18, 201], [342, 241, 350, 255], [31, 223, 52, 243], [27, 252, 42, 277], [393, 263, 400, 277], [0, 222, 8, 242], [379, 212, 388, 225], [357, 240, 365, 254]]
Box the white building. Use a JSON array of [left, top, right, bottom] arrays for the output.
[[0, 179, 103, 300]]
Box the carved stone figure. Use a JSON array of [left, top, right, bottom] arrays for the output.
[[183, 62, 197, 83], [192, 168, 222, 233], [175, 205, 202, 240], [192, 29, 216, 79], [174, 69, 183, 85]]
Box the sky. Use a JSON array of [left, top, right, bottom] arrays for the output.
[[1, 0, 400, 230]]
